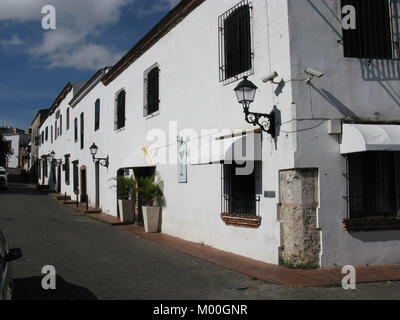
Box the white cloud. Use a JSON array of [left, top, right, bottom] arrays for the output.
[[0, 0, 132, 70], [1, 35, 23, 47], [45, 44, 123, 70], [136, 0, 181, 17]]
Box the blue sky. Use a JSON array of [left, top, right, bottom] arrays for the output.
[[0, 0, 179, 130]]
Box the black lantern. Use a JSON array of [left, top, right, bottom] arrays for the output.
[[90, 143, 109, 168], [90, 143, 98, 157], [234, 76, 258, 105], [49, 151, 62, 165], [234, 76, 276, 138]]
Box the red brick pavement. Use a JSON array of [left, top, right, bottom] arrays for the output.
[[116, 224, 400, 288]]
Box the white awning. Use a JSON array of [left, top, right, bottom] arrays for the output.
[[120, 147, 155, 168], [189, 133, 262, 165], [340, 124, 400, 154]]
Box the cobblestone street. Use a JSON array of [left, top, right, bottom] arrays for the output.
[[1, 183, 399, 300]]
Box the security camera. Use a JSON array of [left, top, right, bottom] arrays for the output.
[[262, 71, 279, 83], [305, 68, 324, 78]]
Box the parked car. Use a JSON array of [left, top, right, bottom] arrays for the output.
[[0, 167, 8, 191], [0, 230, 22, 300]]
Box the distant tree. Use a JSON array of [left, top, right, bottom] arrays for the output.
[[0, 133, 13, 167]]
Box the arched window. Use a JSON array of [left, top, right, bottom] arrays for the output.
[[95, 99, 100, 131]]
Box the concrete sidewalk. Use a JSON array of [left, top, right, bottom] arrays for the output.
[[45, 190, 400, 288]]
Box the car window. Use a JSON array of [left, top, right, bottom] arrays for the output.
[[0, 170, 5, 175]]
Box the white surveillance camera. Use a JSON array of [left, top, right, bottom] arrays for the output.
[[262, 71, 279, 83], [305, 68, 324, 78]]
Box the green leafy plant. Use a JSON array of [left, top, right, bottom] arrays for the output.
[[137, 174, 164, 206], [111, 175, 136, 200]]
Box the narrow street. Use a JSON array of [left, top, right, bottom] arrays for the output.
[[1, 182, 400, 300]]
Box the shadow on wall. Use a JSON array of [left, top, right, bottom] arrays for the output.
[[310, 84, 360, 119], [13, 275, 98, 300], [349, 230, 400, 243], [360, 59, 400, 108], [305, 0, 342, 38], [272, 105, 282, 151], [305, 0, 400, 108]]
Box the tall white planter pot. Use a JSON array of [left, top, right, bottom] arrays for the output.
[[118, 199, 134, 223], [142, 206, 161, 233]]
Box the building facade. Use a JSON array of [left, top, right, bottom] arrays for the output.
[[37, 0, 400, 268]]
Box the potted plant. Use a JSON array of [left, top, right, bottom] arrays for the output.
[[112, 175, 136, 223], [137, 174, 164, 233]]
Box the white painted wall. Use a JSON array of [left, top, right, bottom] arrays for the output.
[[38, 0, 295, 265], [287, 0, 400, 267], [39, 0, 400, 267], [4, 135, 19, 168]]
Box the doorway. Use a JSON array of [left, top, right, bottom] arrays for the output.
[[133, 167, 156, 226], [80, 166, 87, 203], [57, 164, 61, 193]]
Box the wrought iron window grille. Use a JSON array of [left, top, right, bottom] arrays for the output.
[[144, 65, 160, 117], [340, 0, 400, 60], [218, 0, 254, 84]]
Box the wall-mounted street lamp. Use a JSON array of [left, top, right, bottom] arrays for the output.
[[46, 152, 53, 164], [90, 143, 109, 168], [50, 151, 62, 165], [234, 76, 276, 138]]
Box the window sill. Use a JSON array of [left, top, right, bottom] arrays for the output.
[[115, 127, 126, 133], [342, 217, 400, 232], [145, 111, 160, 120], [221, 213, 261, 229]]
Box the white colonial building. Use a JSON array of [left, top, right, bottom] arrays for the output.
[[38, 0, 400, 268]]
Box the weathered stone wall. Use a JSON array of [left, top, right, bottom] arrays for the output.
[[279, 169, 320, 267]]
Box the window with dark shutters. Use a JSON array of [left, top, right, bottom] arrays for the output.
[[66, 108, 70, 130], [116, 91, 125, 130], [74, 118, 78, 142], [341, 0, 396, 59], [95, 99, 100, 131], [73, 161, 79, 191], [145, 66, 159, 116], [80, 113, 84, 150], [347, 152, 400, 219], [44, 159, 48, 178], [219, 1, 253, 83], [222, 162, 260, 217], [64, 155, 70, 184]]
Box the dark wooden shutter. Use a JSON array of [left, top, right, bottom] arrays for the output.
[[117, 91, 125, 129], [74, 118, 78, 142], [342, 0, 392, 59], [64, 156, 70, 183], [224, 5, 252, 79], [80, 113, 84, 149], [95, 99, 100, 131], [66, 108, 70, 130], [147, 67, 159, 115], [73, 162, 79, 191]]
